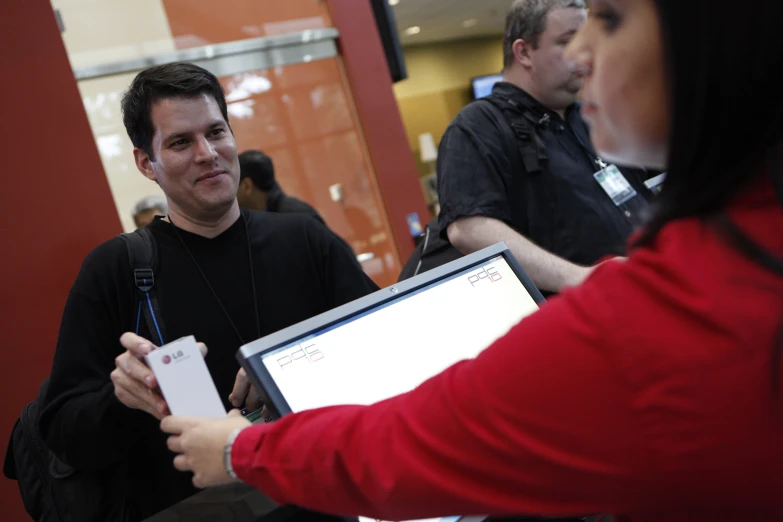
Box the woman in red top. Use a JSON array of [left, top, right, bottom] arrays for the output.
[[158, 0, 783, 520]]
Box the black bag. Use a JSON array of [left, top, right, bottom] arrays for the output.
[[480, 94, 549, 238], [398, 218, 464, 281], [3, 379, 131, 522], [398, 95, 545, 282], [3, 228, 166, 522]]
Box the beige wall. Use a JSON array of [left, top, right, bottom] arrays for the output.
[[394, 36, 503, 178], [52, 0, 176, 69], [393, 36, 504, 99], [51, 0, 174, 231], [78, 73, 167, 233]]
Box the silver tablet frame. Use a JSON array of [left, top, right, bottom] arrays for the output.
[[237, 242, 544, 419]]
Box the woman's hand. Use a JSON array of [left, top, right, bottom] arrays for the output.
[[161, 409, 251, 488]]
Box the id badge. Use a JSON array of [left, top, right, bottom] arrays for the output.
[[594, 164, 637, 206]]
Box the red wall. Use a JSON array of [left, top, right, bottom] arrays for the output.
[[327, 0, 430, 262], [0, 2, 123, 520]]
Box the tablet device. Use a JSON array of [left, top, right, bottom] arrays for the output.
[[238, 243, 545, 522]]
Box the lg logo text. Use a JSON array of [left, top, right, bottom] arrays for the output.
[[162, 350, 186, 365]]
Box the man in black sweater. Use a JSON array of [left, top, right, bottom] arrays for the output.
[[38, 63, 378, 521]]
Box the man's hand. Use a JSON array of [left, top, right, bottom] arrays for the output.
[[229, 368, 263, 411], [111, 333, 208, 420], [161, 410, 251, 488]]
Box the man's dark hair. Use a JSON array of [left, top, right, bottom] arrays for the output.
[[239, 150, 276, 192], [502, 0, 586, 69], [121, 62, 230, 160]]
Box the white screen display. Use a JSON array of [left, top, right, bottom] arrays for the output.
[[261, 256, 539, 414]]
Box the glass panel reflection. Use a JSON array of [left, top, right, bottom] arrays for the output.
[[222, 60, 401, 288]]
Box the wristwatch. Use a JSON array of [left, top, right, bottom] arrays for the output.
[[223, 428, 244, 482]]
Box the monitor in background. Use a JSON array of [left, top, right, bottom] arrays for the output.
[[370, 0, 408, 83], [239, 243, 543, 418], [472, 73, 503, 99]]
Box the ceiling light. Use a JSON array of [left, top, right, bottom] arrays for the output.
[[405, 26, 421, 35], [462, 18, 478, 28], [389, 0, 400, 5]]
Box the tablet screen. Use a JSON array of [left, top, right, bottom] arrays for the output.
[[261, 256, 539, 413]]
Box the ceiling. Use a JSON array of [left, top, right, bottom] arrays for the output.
[[390, 0, 515, 47]]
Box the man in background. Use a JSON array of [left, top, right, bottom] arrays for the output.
[[437, 0, 653, 294], [132, 195, 167, 228], [237, 149, 357, 257], [237, 149, 324, 223]]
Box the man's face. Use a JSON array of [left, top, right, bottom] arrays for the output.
[[528, 7, 587, 110], [134, 94, 240, 221]]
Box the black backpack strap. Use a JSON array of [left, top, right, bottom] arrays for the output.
[[477, 95, 548, 235], [479, 96, 548, 174], [397, 218, 465, 281], [118, 229, 166, 346]]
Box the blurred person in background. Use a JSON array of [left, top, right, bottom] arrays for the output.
[[238, 149, 358, 257], [132, 194, 168, 228], [161, 0, 783, 521], [237, 149, 324, 223]]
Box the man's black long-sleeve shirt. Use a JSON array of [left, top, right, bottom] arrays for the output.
[[39, 211, 378, 520], [437, 82, 654, 266]]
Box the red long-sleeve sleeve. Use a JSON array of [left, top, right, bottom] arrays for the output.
[[231, 187, 783, 522], [231, 264, 654, 519]]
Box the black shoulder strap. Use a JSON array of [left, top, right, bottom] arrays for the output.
[[479, 96, 547, 175], [477, 95, 548, 234], [118, 229, 167, 346]]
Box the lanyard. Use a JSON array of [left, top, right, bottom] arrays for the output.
[[169, 211, 261, 345], [565, 114, 609, 171]]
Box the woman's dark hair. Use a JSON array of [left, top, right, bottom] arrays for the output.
[[638, 0, 783, 386], [121, 62, 230, 160]]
